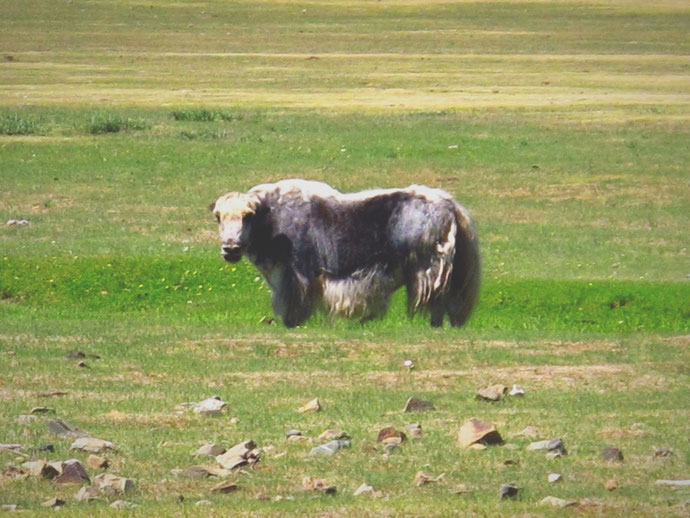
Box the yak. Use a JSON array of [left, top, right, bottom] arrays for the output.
[[211, 179, 480, 328]]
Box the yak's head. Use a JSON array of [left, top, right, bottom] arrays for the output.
[[210, 192, 261, 263]]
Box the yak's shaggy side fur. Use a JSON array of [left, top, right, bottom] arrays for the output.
[[211, 179, 480, 328]]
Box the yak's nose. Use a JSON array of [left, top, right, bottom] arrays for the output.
[[221, 244, 242, 263]]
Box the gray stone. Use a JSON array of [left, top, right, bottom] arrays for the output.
[[48, 419, 87, 438], [75, 486, 100, 502], [193, 443, 226, 457], [601, 447, 624, 462], [548, 473, 562, 483], [193, 396, 227, 416], [403, 397, 435, 412], [41, 498, 65, 508], [499, 483, 519, 500], [215, 440, 260, 470], [354, 483, 374, 496], [310, 439, 351, 456], [540, 496, 578, 508], [56, 459, 90, 484], [93, 473, 135, 495], [476, 384, 507, 402], [0, 504, 19, 512], [110, 500, 137, 509], [406, 423, 423, 439], [527, 438, 565, 453], [71, 437, 115, 454], [656, 479, 690, 487]]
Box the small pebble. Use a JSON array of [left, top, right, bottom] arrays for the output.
[[548, 473, 562, 483]]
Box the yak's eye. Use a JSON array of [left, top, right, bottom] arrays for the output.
[[215, 214, 220, 223]]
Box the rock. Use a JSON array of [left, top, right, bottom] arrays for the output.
[[193, 443, 226, 457], [377, 426, 406, 444], [0, 444, 23, 452], [383, 442, 399, 455], [354, 483, 374, 496], [16, 415, 37, 425], [298, 397, 321, 413], [110, 500, 137, 509], [546, 450, 563, 460], [403, 397, 435, 412], [181, 465, 233, 478], [6, 219, 28, 227], [413, 471, 442, 486], [302, 476, 336, 494], [310, 439, 351, 456], [31, 406, 56, 414], [498, 483, 519, 500], [458, 418, 502, 448], [196, 499, 213, 506], [71, 437, 115, 454], [476, 384, 507, 401], [509, 384, 525, 396], [653, 447, 674, 458], [527, 438, 565, 454], [403, 359, 414, 369], [48, 419, 87, 438], [76, 360, 89, 368], [75, 486, 100, 502], [176, 466, 215, 479], [540, 496, 578, 508], [548, 473, 562, 483], [0, 504, 18, 511], [86, 454, 109, 469], [288, 434, 310, 443], [193, 396, 227, 416], [67, 350, 87, 359], [406, 423, 423, 440], [511, 425, 539, 439], [56, 459, 90, 484], [21, 459, 60, 479], [318, 429, 349, 441], [604, 478, 619, 491], [38, 444, 55, 453], [451, 484, 474, 495], [655, 479, 690, 487], [43, 497, 68, 508], [41, 498, 65, 508], [210, 481, 240, 494], [93, 473, 135, 495], [216, 440, 260, 470], [601, 447, 624, 462], [285, 429, 303, 438]]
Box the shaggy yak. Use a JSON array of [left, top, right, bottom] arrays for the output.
[[211, 179, 480, 328]]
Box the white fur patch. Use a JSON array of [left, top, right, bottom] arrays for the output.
[[321, 267, 397, 319]]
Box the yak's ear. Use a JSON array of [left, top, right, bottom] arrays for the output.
[[209, 201, 216, 213]]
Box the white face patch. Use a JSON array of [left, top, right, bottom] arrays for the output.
[[212, 192, 260, 259]]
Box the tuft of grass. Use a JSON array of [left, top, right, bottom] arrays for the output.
[[0, 111, 38, 135], [171, 108, 243, 122], [86, 113, 149, 135]]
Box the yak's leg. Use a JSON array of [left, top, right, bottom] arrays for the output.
[[429, 302, 445, 327], [271, 265, 316, 328]]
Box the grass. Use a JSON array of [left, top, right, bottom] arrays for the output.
[[0, 0, 689, 515]]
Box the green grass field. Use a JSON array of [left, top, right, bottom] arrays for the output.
[[1, 0, 689, 516]]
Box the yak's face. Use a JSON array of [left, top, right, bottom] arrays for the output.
[[211, 192, 260, 263]]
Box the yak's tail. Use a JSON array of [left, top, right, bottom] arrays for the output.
[[446, 202, 481, 327]]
